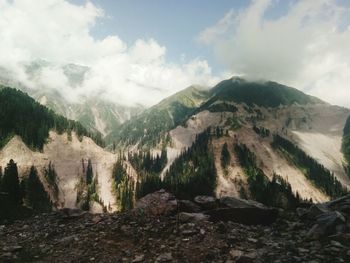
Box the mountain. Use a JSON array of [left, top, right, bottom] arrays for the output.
[[114, 85, 209, 147], [1, 77, 350, 220], [0, 62, 144, 144], [0, 86, 103, 150], [0, 87, 121, 215], [207, 77, 322, 107], [119, 77, 350, 204]]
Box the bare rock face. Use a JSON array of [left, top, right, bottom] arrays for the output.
[[134, 189, 178, 217]]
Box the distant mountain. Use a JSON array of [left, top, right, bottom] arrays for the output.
[[114, 85, 209, 147], [0, 86, 103, 150], [117, 77, 326, 148], [207, 77, 323, 108], [0, 62, 144, 143]]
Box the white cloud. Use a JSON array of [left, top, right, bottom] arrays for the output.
[[198, 0, 350, 107], [0, 0, 219, 106]]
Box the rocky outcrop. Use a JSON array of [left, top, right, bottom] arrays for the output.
[[304, 194, 350, 240], [133, 189, 178, 217], [207, 196, 279, 225]]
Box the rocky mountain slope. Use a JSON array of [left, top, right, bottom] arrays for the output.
[[1, 77, 350, 215], [0, 132, 117, 212], [141, 78, 350, 204], [1, 190, 350, 262]]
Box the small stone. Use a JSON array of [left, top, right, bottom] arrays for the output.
[[3, 245, 22, 252], [156, 253, 173, 262], [297, 248, 309, 254], [247, 238, 258, 243], [230, 249, 243, 259], [132, 254, 145, 263], [330, 240, 343, 248]]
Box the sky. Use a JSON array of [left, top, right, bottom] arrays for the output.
[[0, 0, 350, 107]]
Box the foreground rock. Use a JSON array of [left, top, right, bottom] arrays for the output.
[[206, 196, 279, 225], [133, 189, 177, 217], [0, 192, 349, 262], [305, 194, 350, 240]]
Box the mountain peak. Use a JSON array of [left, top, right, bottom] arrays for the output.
[[210, 78, 324, 108]]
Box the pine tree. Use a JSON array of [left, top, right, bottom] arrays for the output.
[[0, 166, 3, 190], [86, 159, 93, 185], [25, 166, 51, 212], [221, 142, 231, 169], [1, 159, 21, 205]]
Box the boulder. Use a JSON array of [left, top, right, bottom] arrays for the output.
[[205, 197, 278, 225], [307, 211, 346, 239], [304, 204, 330, 219], [134, 189, 177, 217], [206, 207, 278, 225], [326, 194, 350, 218], [178, 200, 201, 213], [219, 196, 266, 209], [194, 196, 217, 210]]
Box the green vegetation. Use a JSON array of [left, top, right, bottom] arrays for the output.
[[253, 126, 270, 138], [234, 144, 300, 209], [208, 78, 323, 108], [115, 86, 209, 147], [44, 162, 59, 200], [112, 158, 134, 211], [0, 86, 104, 150], [23, 166, 52, 212], [342, 116, 350, 178], [272, 134, 348, 198], [128, 148, 167, 199], [163, 128, 217, 199], [0, 159, 51, 222], [207, 102, 238, 113], [221, 142, 231, 170], [77, 159, 102, 211], [225, 117, 242, 130]]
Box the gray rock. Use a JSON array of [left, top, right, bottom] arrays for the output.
[[178, 212, 209, 223], [229, 249, 243, 259], [178, 200, 201, 213], [220, 196, 265, 209], [304, 204, 330, 219], [194, 195, 217, 210], [155, 252, 173, 262], [307, 211, 346, 239], [132, 254, 145, 262], [134, 189, 177, 217], [206, 207, 278, 225]]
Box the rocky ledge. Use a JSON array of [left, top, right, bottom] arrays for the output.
[[1, 190, 350, 262]]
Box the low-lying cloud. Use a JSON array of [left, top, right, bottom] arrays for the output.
[[0, 0, 220, 106], [198, 0, 350, 107]]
